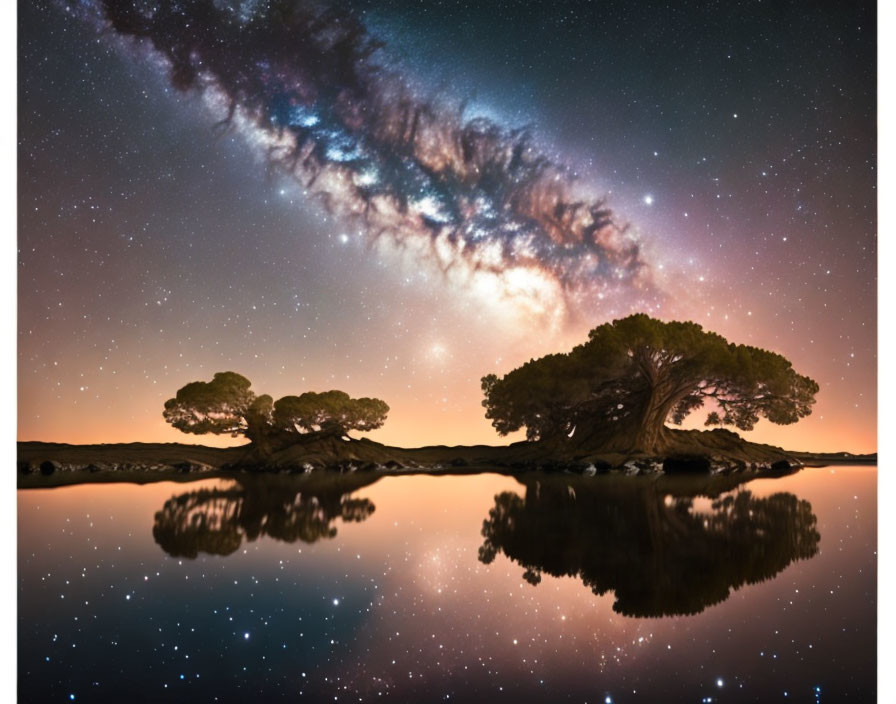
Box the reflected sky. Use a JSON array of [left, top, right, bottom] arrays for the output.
[[19, 467, 875, 701]]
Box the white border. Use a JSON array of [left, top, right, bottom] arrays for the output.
[[4, 1, 17, 695], [878, 1, 891, 698]]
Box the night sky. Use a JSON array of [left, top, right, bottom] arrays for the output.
[[17, 0, 876, 452]]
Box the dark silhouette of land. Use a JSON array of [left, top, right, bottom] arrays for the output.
[[17, 432, 874, 489]]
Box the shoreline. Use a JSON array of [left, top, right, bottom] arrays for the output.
[[17, 437, 876, 490]]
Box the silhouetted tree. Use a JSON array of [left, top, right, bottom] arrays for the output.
[[481, 314, 818, 453], [163, 372, 389, 456], [478, 475, 820, 617]]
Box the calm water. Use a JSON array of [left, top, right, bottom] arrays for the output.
[[18, 467, 876, 702]]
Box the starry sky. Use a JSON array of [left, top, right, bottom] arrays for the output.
[[17, 0, 877, 452]]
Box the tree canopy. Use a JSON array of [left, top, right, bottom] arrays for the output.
[[274, 391, 390, 436], [163, 372, 389, 454], [481, 314, 818, 453]]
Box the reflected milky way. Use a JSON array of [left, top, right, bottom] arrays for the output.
[[18, 469, 876, 701]]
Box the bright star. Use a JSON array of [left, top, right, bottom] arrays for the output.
[[643, 195, 654, 206]]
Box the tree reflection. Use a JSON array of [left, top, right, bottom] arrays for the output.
[[153, 473, 380, 558], [479, 475, 820, 617]]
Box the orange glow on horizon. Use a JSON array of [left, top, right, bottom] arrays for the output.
[[17, 394, 876, 455]]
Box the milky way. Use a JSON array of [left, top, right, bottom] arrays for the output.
[[88, 0, 653, 322], [19, 0, 875, 451]]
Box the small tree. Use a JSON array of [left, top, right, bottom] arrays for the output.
[[481, 314, 818, 453], [163, 372, 389, 455]]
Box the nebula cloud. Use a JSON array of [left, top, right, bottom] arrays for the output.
[[90, 0, 655, 322]]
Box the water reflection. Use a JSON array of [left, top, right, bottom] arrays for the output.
[[153, 473, 380, 557], [478, 474, 820, 617], [153, 470, 822, 616]]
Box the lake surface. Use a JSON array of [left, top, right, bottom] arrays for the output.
[[18, 466, 876, 702]]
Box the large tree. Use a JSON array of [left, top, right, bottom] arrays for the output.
[[163, 372, 389, 455], [481, 314, 818, 453]]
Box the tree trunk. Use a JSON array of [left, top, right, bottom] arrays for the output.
[[629, 419, 668, 454], [248, 431, 275, 458], [563, 397, 674, 455], [559, 364, 697, 454], [626, 385, 689, 454], [245, 420, 294, 459]]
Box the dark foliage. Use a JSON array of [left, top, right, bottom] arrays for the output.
[[482, 314, 818, 452], [163, 372, 389, 455]]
